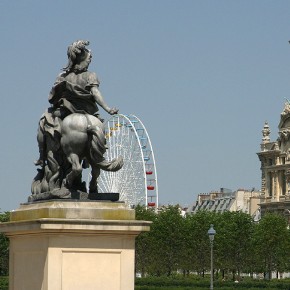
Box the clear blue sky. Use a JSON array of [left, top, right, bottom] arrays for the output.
[[0, 1, 290, 211]]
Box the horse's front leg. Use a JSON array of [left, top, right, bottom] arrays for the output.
[[66, 153, 82, 189], [89, 165, 100, 193]]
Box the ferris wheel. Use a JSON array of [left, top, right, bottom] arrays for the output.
[[96, 114, 158, 208]]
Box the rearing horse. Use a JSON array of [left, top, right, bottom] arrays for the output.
[[61, 113, 123, 193]]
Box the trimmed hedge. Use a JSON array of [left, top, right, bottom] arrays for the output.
[[135, 277, 290, 290], [0, 276, 8, 290], [1, 275, 289, 290], [135, 288, 289, 290]]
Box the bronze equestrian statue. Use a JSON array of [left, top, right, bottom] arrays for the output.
[[30, 40, 123, 201]]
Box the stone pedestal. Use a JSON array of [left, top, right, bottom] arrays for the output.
[[0, 201, 151, 290]]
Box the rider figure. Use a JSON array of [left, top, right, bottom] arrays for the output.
[[35, 40, 118, 166]]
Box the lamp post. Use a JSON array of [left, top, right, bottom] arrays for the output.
[[208, 224, 216, 290]]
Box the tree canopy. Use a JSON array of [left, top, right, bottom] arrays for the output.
[[0, 212, 10, 276], [135, 207, 290, 280]]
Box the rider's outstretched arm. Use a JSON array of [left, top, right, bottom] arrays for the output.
[[91, 86, 118, 115]]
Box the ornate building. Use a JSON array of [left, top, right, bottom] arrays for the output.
[[257, 102, 290, 221]]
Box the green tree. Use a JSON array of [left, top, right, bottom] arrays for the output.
[[252, 212, 290, 279], [214, 211, 254, 281], [244, 221, 261, 278], [151, 205, 185, 276], [181, 210, 216, 276], [0, 212, 10, 276], [135, 205, 157, 277]]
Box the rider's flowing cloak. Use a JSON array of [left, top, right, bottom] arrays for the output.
[[48, 70, 100, 115], [40, 71, 101, 135]]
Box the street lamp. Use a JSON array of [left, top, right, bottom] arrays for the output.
[[208, 224, 216, 290]]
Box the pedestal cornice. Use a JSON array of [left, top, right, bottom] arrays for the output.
[[0, 200, 151, 237]]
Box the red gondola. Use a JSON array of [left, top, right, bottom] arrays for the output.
[[148, 202, 155, 207], [146, 171, 153, 175], [147, 185, 155, 190]]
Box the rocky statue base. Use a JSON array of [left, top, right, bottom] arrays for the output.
[[0, 201, 151, 290]]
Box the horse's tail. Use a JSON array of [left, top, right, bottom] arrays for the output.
[[87, 125, 124, 172], [96, 155, 124, 172]]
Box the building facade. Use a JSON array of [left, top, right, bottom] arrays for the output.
[[257, 102, 290, 221], [188, 188, 262, 220]]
